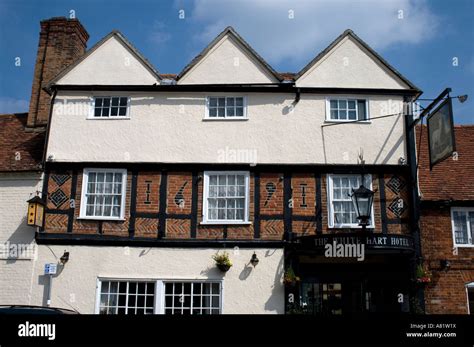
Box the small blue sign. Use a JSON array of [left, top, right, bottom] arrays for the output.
[[44, 263, 57, 275]]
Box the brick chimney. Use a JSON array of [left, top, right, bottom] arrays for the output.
[[27, 17, 89, 129]]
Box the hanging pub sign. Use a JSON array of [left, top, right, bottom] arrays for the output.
[[427, 97, 456, 169]]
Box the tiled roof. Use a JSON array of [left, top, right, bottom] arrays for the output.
[[278, 72, 296, 81], [0, 113, 44, 172], [417, 124, 474, 201]]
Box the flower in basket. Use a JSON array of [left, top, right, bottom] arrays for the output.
[[212, 251, 233, 272], [283, 267, 301, 285], [415, 264, 432, 283]]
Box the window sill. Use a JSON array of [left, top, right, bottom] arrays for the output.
[[202, 118, 249, 121], [86, 117, 131, 120], [453, 244, 474, 248], [324, 120, 371, 124], [329, 225, 375, 229], [77, 217, 126, 222], [200, 221, 252, 226]]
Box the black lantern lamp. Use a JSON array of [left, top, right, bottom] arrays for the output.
[[250, 252, 259, 267], [26, 195, 46, 227], [60, 251, 70, 265], [350, 180, 375, 230]]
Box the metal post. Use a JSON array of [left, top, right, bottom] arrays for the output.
[[46, 274, 53, 307]]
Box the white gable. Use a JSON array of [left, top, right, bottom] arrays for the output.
[[178, 35, 278, 84], [56, 35, 160, 85], [296, 36, 410, 89]]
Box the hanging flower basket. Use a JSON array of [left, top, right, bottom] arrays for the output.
[[212, 251, 232, 272], [415, 264, 432, 284], [284, 266, 301, 287], [217, 263, 232, 272], [416, 276, 432, 284]]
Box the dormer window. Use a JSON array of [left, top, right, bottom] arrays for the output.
[[92, 97, 130, 118], [326, 98, 368, 121], [206, 96, 247, 119]]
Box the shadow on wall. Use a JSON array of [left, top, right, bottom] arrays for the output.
[[264, 249, 284, 313], [320, 113, 404, 164], [5, 216, 35, 265]]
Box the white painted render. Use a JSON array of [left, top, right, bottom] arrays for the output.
[[178, 34, 278, 84], [296, 36, 410, 89], [29, 246, 284, 314], [47, 92, 407, 165], [0, 172, 42, 305], [56, 36, 160, 85]]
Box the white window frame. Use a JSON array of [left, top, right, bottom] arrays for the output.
[[202, 171, 251, 225], [88, 96, 131, 119], [325, 96, 370, 122], [95, 278, 224, 315], [451, 207, 474, 248], [95, 278, 157, 315], [79, 168, 127, 220], [327, 174, 375, 228], [204, 96, 248, 120]]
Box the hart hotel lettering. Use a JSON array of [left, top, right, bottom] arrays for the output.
[[309, 235, 414, 250]]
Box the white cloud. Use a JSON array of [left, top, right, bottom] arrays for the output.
[[149, 20, 172, 44], [0, 97, 28, 114], [187, 0, 439, 68]]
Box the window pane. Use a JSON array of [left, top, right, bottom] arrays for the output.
[[330, 110, 338, 119], [227, 98, 235, 106], [94, 108, 101, 117], [453, 211, 468, 244], [357, 100, 367, 120], [338, 100, 347, 109], [101, 107, 110, 117], [348, 111, 357, 120], [111, 107, 118, 116], [338, 110, 347, 120], [209, 175, 217, 185], [330, 100, 338, 109], [95, 98, 103, 107], [120, 97, 128, 106], [103, 98, 110, 107], [118, 107, 127, 116], [218, 98, 225, 106], [348, 100, 356, 109], [217, 108, 225, 117], [227, 107, 235, 116], [235, 107, 244, 117], [236, 97, 243, 106], [209, 98, 217, 107], [111, 97, 119, 106]]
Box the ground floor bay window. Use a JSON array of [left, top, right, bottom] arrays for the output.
[[96, 279, 222, 315]]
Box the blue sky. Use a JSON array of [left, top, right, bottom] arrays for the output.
[[0, 0, 472, 123]]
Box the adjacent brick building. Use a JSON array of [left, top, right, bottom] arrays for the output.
[[417, 125, 474, 314]]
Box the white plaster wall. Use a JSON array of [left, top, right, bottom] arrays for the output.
[[0, 172, 42, 305], [29, 246, 284, 314], [296, 36, 409, 89], [47, 92, 406, 165], [178, 35, 278, 84], [56, 36, 160, 85]]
